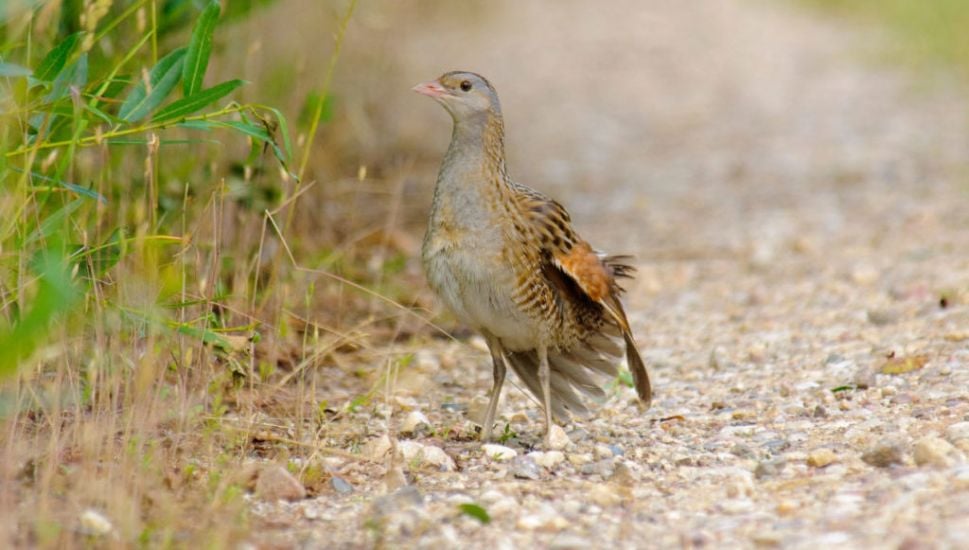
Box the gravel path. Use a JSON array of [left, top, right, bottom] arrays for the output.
[[250, 1, 969, 547]]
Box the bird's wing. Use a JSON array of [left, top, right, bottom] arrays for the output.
[[511, 183, 629, 323], [512, 182, 652, 405]]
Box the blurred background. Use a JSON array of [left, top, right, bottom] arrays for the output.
[[1, 0, 967, 546]]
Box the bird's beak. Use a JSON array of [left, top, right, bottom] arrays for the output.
[[412, 80, 448, 98]]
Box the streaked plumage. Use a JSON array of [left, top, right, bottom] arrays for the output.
[[414, 71, 651, 443]]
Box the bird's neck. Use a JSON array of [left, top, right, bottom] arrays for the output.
[[443, 110, 508, 181]]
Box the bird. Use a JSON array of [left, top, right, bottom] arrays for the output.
[[413, 71, 651, 445]]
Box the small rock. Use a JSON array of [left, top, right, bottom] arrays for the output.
[[531, 450, 565, 469], [807, 448, 838, 468], [914, 436, 959, 468], [440, 402, 468, 413], [516, 506, 568, 530], [255, 466, 306, 501], [566, 428, 591, 442], [79, 509, 113, 536], [511, 456, 542, 480], [754, 459, 786, 479], [365, 434, 393, 460], [400, 411, 431, 434], [372, 486, 424, 516], [862, 442, 905, 468], [850, 265, 879, 285], [482, 444, 517, 461], [548, 425, 571, 450], [568, 453, 593, 466], [607, 444, 624, 457], [399, 441, 456, 471], [747, 342, 768, 362], [945, 422, 969, 443], [776, 500, 798, 516], [580, 458, 616, 477], [595, 444, 615, 459], [588, 483, 624, 506], [730, 443, 757, 459], [867, 308, 900, 325], [330, 476, 353, 494]]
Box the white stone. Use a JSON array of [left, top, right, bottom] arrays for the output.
[[79, 509, 113, 536], [946, 422, 969, 443], [482, 444, 518, 461], [365, 434, 393, 460], [401, 410, 430, 433], [399, 441, 456, 471], [914, 436, 960, 468], [530, 450, 565, 469], [548, 425, 571, 450]]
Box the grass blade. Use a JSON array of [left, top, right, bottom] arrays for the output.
[[182, 0, 221, 96], [153, 79, 244, 122], [34, 32, 81, 83], [119, 47, 187, 121]]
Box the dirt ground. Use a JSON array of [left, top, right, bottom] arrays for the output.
[[249, 1, 969, 547]]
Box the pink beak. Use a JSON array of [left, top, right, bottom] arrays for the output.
[[412, 80, 448, 98]]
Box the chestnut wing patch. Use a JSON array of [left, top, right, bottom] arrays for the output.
[[552, 242, 611, 302]]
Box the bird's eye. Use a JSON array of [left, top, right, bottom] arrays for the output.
[[460, 80, 472, 92]]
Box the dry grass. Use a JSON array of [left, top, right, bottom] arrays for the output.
[[0, 0, 449, 546]]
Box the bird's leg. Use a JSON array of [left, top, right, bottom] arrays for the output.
[[481, 337, 507, 442], [537, 344, 553, 447]]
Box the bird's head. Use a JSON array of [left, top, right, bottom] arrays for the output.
[[412, 71, 501, 122]]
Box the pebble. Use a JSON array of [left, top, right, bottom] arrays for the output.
[[755, 459, 787, 479], [511, 455, 543, 480], [588, 483, 624, 506], [913, 437, 960, 468], [807, 448, 838, 468], [516, 504, 568, 530], [482, 444, 518, 461], [400, 411, 431, 434], [79, 509, 113, 536], [595, 444, 616, 459], [568, 453, 593, 466], [580, 459, 616, 478], [530, 450, 565, 469], [399, 441, 456, 471], [255, 465, 306, 502], [862, 442, 906, 468], [548, 425, 571, 450], [330, 476, 353, 494], [371, 486, 424, 516], [365, 434, 393, 461], [945, 422, 969, 443], [866, 308, 900, 325]]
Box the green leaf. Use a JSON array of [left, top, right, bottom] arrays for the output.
[[26, 199, 84, 245], [119, 48, 187, 122], [457, 503, 491, 524], [10, 167, 107, 203], [263, 106, 294, 165], [45, 52, 87, 102], [0, 249, 81, 379], [72, 227, 126, 279], [153, 79, 244, 122], [34, 32, 82, 83], [0, 62, 32, 77], [182, 0, 221, 96]]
